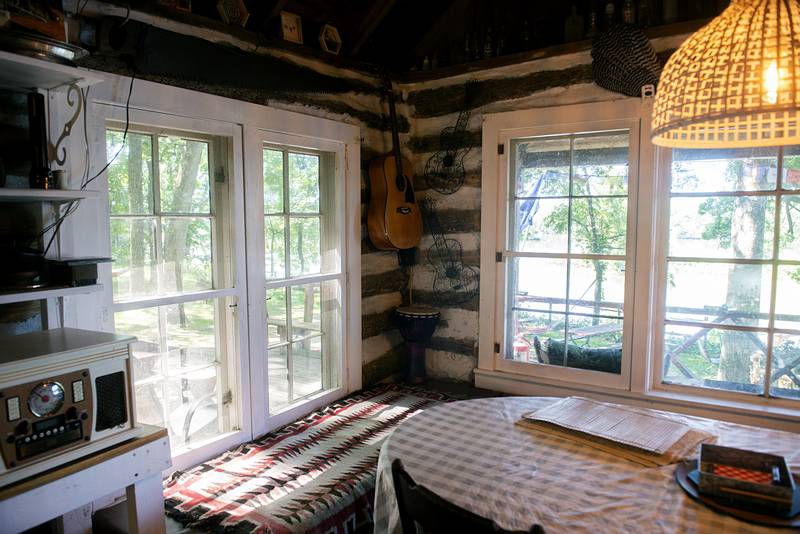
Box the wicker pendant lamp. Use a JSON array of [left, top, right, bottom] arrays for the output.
[[652, 0, 800, 148]]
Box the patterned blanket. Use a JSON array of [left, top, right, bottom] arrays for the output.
[[163, 385, 452, 533]]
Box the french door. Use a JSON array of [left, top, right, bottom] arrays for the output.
[[245, 130, 349, 433]]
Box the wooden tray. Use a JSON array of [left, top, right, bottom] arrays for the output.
[[675, 460, 800, 529]]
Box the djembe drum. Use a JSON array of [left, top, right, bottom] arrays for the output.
[[394, 306, 440, 384]]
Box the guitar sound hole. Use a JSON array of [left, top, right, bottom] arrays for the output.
[[396, 207, 412, 215]]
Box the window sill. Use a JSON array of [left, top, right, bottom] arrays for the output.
[[474, 368, 800, 433]]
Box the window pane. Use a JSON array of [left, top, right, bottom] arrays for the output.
[[134, 382, 165, 428], [775, 266, 800, 331], [569, 197, 628, 254], [115, 308, 160, 381], [110, 218, 157, 300], [166, 369, 220, 450], [268, 345, 289, 413], [161, 217, 213, 293], [662, 325, 766, 395], [572, 133, 629, 196], [289, 217, 321, 276], [107, 131, 153, 215], [266, 287, 288, 346], [265, 216, 286, 279], [288, 152, 320, 213], [509, 310, 566, 363], [514, 136, 570, 197], [564, 315, 623, 374], [778, 196, 800, 260], [293, 335, 322, 400], [509, 258, 568, 314], [772, 334, 800, 399], [669, 196, 775, 259], [568, 259, 625, 318], [165, 300, 218, 375], [158, 136, 210, 214], [671, 148, 778, 193], [264, 148, 284, 214], [291, 283, 321, 341], [115, 300, 230, 452], [665, 262, 772, 328], [511, 198, 568, 253]]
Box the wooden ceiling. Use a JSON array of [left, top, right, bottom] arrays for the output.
[[127, 1, 727, 73]]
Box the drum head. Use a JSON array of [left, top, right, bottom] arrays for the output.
[[395, 305, 440, 318]]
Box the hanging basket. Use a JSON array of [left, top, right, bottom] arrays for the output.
[[591, 23, 661, 97]]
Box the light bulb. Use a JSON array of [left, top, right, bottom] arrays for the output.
[[764, 60, 779, 105]]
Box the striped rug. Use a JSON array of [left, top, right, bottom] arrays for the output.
[[163, 384, 452, 533]]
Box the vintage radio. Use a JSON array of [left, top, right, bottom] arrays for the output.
[[0, 328, 141, 487]]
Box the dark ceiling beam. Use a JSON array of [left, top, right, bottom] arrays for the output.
[[350, 0, 398, 56]]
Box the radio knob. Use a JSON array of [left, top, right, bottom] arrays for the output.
[[66, 407, 78, 420], [80, 411, 88, 421], [14, 420, 29, 435], [5, 435, 14, 444]]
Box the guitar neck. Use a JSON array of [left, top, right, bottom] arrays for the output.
[[385, 81, 404, 177]]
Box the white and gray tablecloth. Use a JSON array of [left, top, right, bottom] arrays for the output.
[[373, 397, 800, 533]]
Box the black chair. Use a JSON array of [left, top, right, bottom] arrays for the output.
[[391, 459, 545, 534]]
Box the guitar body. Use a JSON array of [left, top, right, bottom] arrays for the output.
[[368, 153, 422, 250]]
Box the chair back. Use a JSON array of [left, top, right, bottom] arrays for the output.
[[391, 459, 545, 534]]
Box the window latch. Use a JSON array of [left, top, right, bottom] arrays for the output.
[[494, 343, 500, 353], [496, 251, 503, 262], [497, 144, 505, 155]]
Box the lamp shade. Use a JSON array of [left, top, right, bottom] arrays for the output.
[[652, 0, 800, 148]]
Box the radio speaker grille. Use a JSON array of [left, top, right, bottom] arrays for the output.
[[95, 372, 128, 431]]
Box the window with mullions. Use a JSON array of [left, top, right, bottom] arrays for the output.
[[660, 147, 800, 401], [107, 127, 236, 451], [263, 146, 341, 413], [505, 131, 631, 375]]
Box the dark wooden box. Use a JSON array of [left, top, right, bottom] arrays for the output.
[[698, 444, 799, 517]]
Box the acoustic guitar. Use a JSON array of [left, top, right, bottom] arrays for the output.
[[367, 78, 423, 250]]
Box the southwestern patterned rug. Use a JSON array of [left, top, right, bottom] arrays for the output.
[[163, 384, 452, 533]]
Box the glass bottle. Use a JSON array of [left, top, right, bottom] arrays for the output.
[[483, 27, 493, 59], [623, 0, 635, 24]]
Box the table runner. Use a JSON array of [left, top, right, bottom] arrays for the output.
[[163, 384, 451, 533], [373, 397, 800, 534]]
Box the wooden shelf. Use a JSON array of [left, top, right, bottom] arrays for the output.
[[0, 284, 103, 305], [0, 50, 104, 92], [0, 188, 100, 203]]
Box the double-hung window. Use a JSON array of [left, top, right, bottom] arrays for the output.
[[480, 99, 800, 419], [484, 102, 641, 390], [106, 122, 240, 456], [262, 145, 341, 412], [656, 147, 800, 402]]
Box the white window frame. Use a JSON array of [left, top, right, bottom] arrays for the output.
[[480, 100, 645, 391], [92, 104, 250, 471], [245, 129, 352, 433], [478, 99, 800, 431], [89, 75, 362, 467]]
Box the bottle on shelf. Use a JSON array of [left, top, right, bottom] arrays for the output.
[[605, 1, 616, 29], [564, 4, 584, 42], [586, 10, 599, 38], [483, 26, 493, 59], [638, 0, 652, 27], [623, 0, 635, 24], [521, 19, 531, 50], [496, 25, 505, 56]]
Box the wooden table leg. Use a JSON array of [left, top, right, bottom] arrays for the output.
[[125, 474, 166, 534]]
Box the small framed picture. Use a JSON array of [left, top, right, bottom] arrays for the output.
[[319, 24, 342, 55], [280, 11, 303, 44]]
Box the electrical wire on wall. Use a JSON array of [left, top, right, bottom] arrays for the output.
[[32, 73, 135, 257]]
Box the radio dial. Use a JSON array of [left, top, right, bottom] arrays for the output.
[[28, 382, 65, 418]]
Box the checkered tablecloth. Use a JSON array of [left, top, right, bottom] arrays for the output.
[[373, 397, 800, 534]]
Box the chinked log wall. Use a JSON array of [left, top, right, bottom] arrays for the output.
[[74, 9, 410, 387], [396, 32, 689, 382]]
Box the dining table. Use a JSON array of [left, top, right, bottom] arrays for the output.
[[372, 396, 800, 533]]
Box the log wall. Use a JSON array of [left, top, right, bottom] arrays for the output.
[[396, 32, 689, 382]]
